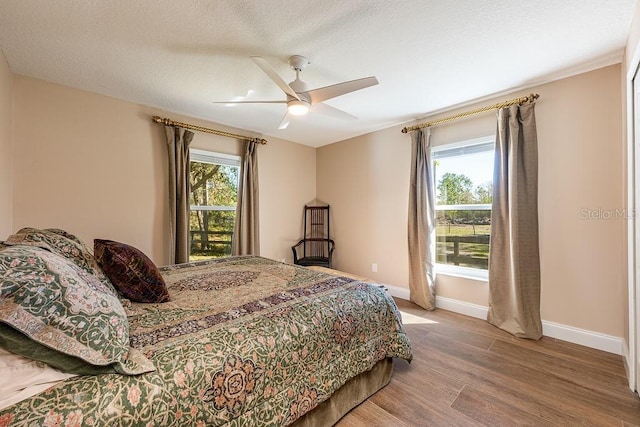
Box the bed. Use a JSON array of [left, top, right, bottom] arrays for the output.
[[0, 228, 412, 426]]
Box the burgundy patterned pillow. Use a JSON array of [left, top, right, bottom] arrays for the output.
[[94, 239, 170, 303]]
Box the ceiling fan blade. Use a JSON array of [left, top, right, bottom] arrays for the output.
[[311, 102, 357, 120], [213, 100, 287, 104], [307, 76, 378, 104], [251, 56, 300, 101], [278, 111, 292, 129]]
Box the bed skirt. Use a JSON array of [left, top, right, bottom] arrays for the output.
[[291, 358, 393, 426]]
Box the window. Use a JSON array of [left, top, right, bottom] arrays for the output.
[[432, 137, 494, 278], [189, 149, 240, 261]]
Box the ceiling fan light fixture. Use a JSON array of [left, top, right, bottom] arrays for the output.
[[288, 100, 310, 116]]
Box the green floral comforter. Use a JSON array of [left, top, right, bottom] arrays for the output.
[[1, 256, 412, 426]]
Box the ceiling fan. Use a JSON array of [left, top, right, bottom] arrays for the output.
[[216, 55, 378, 129]]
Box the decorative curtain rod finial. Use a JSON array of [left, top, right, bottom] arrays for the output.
[[521, 93, 539, 105], [152, 116, 172, 126]]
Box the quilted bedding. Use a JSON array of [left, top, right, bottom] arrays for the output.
[[0, 256, 412, 426]]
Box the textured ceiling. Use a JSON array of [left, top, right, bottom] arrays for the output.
[[0, 0, 636, 147]]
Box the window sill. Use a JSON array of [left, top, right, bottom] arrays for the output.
[[435, 263, 488, 282]]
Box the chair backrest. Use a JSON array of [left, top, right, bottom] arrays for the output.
[[303, 205, 330, 258]]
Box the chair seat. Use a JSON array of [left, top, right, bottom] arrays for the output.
[[295, 256, 331, 267]]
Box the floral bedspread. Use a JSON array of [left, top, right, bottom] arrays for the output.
[[0, 256, 412, 426]]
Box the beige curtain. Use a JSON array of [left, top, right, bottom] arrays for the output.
[[407, 128, 436, 310], [232, 140, 260, 255], [487, 102, 542, 339], [165, 126, 194, 264]]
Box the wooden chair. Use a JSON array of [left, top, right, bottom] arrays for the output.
[[291, 205, 335, 268]]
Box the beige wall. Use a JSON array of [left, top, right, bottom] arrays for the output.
[[257, 136, 318, 260], [317, 124, 411, 286], [11, 76, 316, 265], [318, 64, 625, 337], [0, 51, 12, 238]]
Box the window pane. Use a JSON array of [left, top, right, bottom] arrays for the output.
[[189, 156, 239, 261], [189, 210, 235, 259], [433, 141, 493, 271], [436, 209, 490, 269], [190, 162, 239, 207], [434, 148, 493, 205]]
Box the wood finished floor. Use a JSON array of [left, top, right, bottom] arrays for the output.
[[337, 298, 640, 427]]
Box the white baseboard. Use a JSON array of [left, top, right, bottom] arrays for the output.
[[436, 295, 489, 319], [384, 283, 410, 300], [541, 320, 623, 355], [385, 288, 624, 356]]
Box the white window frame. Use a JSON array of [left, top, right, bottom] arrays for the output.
[[432, 136, 494, 282], [190, 149, 241, 169], [189, 149, 241, 258]]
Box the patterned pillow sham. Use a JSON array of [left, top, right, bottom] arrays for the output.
[[94, 239, 170, 303], [0, 245, 154, 375], [3, 227, 118, 296], [42, 228, 86, 245]]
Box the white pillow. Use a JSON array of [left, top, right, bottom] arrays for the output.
[[0, 347, 76, 410]]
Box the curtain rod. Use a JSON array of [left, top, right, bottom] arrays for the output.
[[152, 116, 268, 145], [401, 93, 540, 134]]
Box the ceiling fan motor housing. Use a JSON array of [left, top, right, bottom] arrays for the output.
[[288, 55, 310, 71], [288, 79, 310, 96]]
